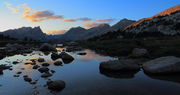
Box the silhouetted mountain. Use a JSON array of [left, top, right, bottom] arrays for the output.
[[0, 27, 47, 41], [111, 18, 135, 31]]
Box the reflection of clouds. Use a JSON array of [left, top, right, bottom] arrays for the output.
[[79, 49, 114, 62]]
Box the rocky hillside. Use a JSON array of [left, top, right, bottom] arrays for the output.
[[125, 5, 180, 35], [0, 27, 47, 41]]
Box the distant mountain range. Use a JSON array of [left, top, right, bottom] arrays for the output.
[[0, 19, 135, 42], [0, 5, 179, 42]]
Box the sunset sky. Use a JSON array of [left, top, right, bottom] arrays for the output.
[[0, 0, 179, 34]]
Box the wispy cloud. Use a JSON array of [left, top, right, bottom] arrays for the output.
[[78, 17, 92, 22], [4, 2, 64, 22], [23, 10, 64, 22], [95, 19, 114, 23], [4, 2, 19, 13], [83, 18, 114, 28], [4, 2, 115, 33], [61, 19, 77, 22]]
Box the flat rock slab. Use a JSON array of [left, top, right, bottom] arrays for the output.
[[143, 56, 180, 74]]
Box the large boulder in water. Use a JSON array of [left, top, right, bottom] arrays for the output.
[[100, 59, 140, 72], [39, 43, 57, 52], [51, 52, 61, 60], [59, 52, 74, 63], [47, 80, 65, 91], [143, 56, 180, 74]]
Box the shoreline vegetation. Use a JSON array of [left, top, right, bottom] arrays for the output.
[[79, 37, 180, 58]]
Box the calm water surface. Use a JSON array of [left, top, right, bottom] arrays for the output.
[[0, 49, 180, 95]]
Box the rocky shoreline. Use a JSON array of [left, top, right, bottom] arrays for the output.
[[1, 42, 180, 93]]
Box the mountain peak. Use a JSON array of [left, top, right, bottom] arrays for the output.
[[96, 24, 110, 28], [1, 26, 46, 41], [111, 18, 135, 31]]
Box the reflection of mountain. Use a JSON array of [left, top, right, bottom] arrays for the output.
[[147, 74, 180, 84]]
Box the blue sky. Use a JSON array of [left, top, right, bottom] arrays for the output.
[[0, 0, 179, 34]]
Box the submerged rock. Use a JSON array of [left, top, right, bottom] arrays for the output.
[[24, 77, 32, 82], [14, 75, 20, 77], [47, 80, 65, 91], [54, 61, 63, 66], [41, 72, 52, 78], [143, 56, 180, 74]]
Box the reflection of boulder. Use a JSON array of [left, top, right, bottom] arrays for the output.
[[147, 74, 180, 84], [132, 48, 148, 57], [100, 69, 139, 79], [47, 80, 65, 91], [62, 59, 74, 64]]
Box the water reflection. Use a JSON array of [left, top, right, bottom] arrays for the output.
[[147, 74, 180, 84], [1, 49, 180, 95]]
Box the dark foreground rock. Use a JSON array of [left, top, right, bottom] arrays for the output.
[[59, 52, 74, 63], [37, 58, 45, 62], [47, 80, 65, 91], [41, 63, 50, 67], [100, 60, 140, 72], [24, 77, 32, 82], [143, 56, 180, 74], [41, 72, 52, 78], [51, 52, 61, 60], [38, 67, 49, 73]]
